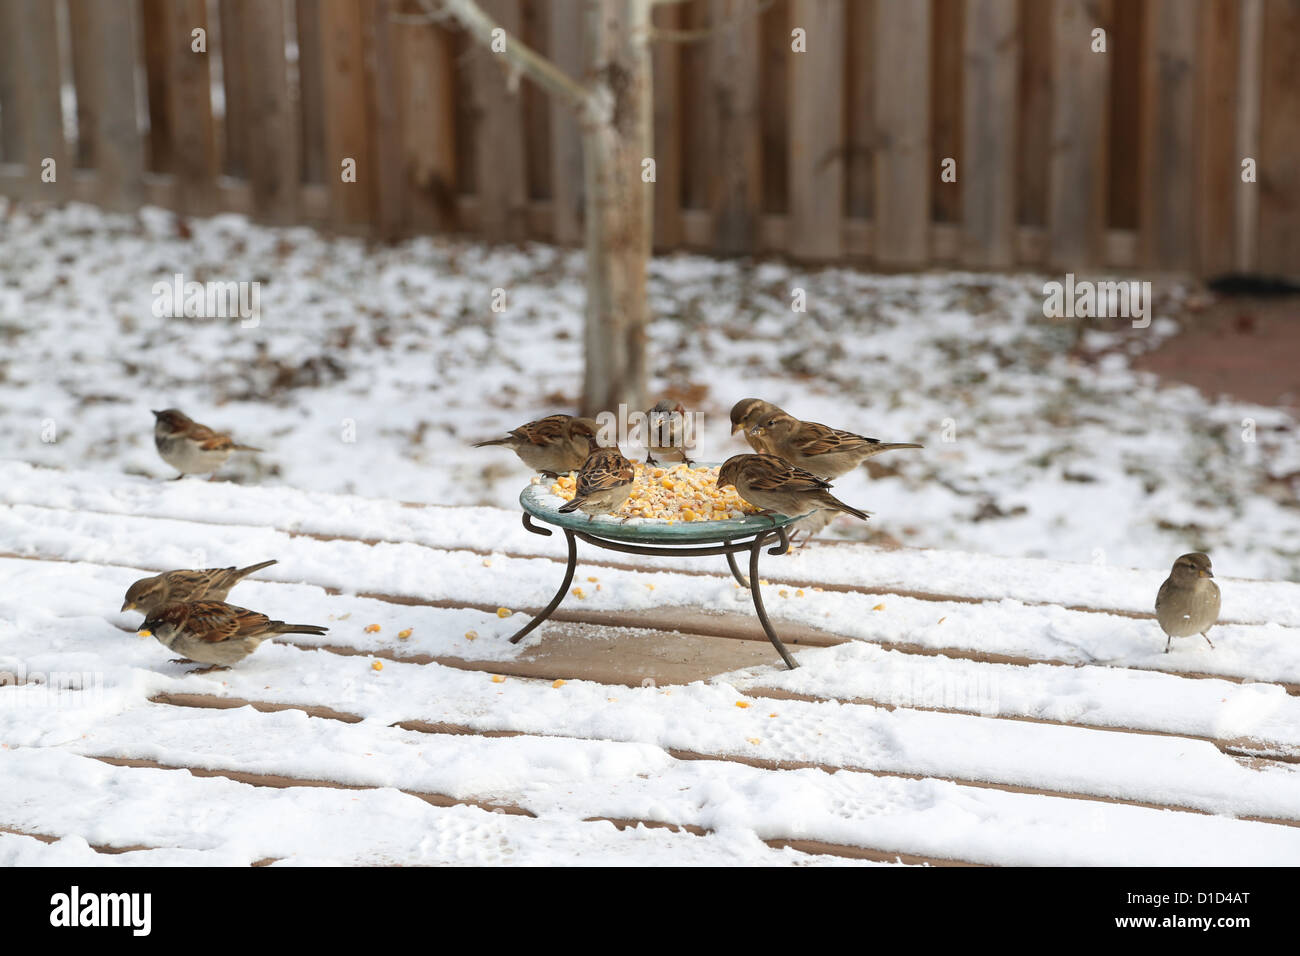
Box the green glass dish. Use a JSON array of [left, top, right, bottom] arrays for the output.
[[519, 467, 805, 545]]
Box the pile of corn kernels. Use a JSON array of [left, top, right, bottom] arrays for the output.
[[546, 463, 759, 523]]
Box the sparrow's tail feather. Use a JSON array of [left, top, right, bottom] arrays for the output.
[[862, 442, 924, 459], [232, 443, 262, 452], [473, 437, 511, 447], [824, 495, 870, 521], [272, 623, 329, 636], [557, 497, 583, 513], [235, 559, 278, 577]]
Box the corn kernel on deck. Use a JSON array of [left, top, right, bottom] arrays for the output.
[[547, 463, 759, 522]]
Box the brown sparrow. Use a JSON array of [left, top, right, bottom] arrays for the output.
[[139, 601, 328, 667], [153, 409, 261, 479], [474, 415, 598, 477], [121, 560, 278, 615], [645, 400, 694, 466], [717, 454, 869, 523], [730, 398, 786, 455], [558, 446, 636, 519], [1155, 553, 1221, 652], [750, 413, 922, 480]]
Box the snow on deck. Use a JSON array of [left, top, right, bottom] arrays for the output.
[[2, 461, 1299, 866]]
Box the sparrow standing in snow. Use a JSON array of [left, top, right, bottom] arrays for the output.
[[153, 409, 261, 479], [121, 560, 278, 616], [645, 400, 694, 466], [717, 454, 870, 524], [558, 446, 636, 519], [1155, 552, 1221, 652], [474, 415, 598, 477], [730, 398, 786, 455], [750, 413, 922, 480], [138, 601, 328, 668]]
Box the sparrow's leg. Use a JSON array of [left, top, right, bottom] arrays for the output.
[[644, 455, 658, 467], [170, 474, 185, 481], [1201, 632, 1215, 650], [1164, 635, 1172, 653], [186, 664, 232, 675], [169, 658, 196, 664]]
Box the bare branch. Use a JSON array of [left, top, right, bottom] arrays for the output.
[[650, 0, 775, 43], [414, 0, 591, 108]]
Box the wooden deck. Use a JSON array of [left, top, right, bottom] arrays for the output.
[[2, 464, 1299, 866]]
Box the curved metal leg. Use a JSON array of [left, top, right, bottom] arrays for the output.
[[723, 539, 750, 587], [748, 531, 798, 669], [508, 529, 578, 645]]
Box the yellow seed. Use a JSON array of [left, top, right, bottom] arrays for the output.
[[482, 558, 492, 567], [796, 590, 805, 597], [464, 630, 478, 641], [769, 713, 778, 718], [138, 629, 153, 638], [497, 607, 512, 618], [572, 587, 585, 599], [779, 589, 789, 598], [398, 628, 412, 639], [552, 679, 566, 689], [938, 617, 947, 624], [735, 701, 750, 709], [587, 576, 598, 582], [371, 660, 383, 671], [491, 675, 506, 683], [873, 603, 885, 611], [364, 624, 381, 633], [645, 582, 655, 590], [747, 737, 761, 745]]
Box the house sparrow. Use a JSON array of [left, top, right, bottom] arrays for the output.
[[138, 601, 328, 667], [1155, 552, 1221, 652], [558, 446, 636, 519], [153, 409, 261, 479], [717, 454, 870, 523], [645, 400, 694, 466], [121, 559, 278, 615], [750, 413, 923, 480], [473, 415, 599, 477], [730, 398, 786, 455]]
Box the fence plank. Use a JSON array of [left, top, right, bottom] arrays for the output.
[[9, 0, 67, 196], [296, 0, 328, 185], [68, 0, 144, 210], [395, 4, 458, 231], [1047, 0, 1110, 268], [844, 0, 874, 222], [162, 0, 218, 214], [140, 0, 173, 173], [240, 0, 298, 223], [219, 0, 250, 177], [789, 0, 845, 260], [1234, 0, 1262, 271], [1139, 0, 1198, 271], [1195, 0, 1239, 274], [1015, 0, 1051, 229], [0, 1, 22, 162], [961, 0, 1018, 266], [465, 0, 527, 241], [365, 0, 405, 239], [873, 0, 930, 266], [1258, 0, 1300, 276], [319, 0, 372, 225], [930, 0, 962, 227], [708, 0, 762, 255], [550, 0, 585, 244]]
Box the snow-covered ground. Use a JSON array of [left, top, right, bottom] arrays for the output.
[[2, 200, 1297, 579], [3, 201, 1299, 866]]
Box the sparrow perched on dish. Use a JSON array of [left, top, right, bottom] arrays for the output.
[[717, 454, 869, 523], [730, 398, 786, 455], [1155, 552, 1221, 652], [558, 447, 636, 519], [121, 560, 278, 615], [138, 601, 328, 667], [750, 413, 923, 480], [645, 400, 694, 466], [474, 415, 599, 477], [153, 409, 261, 479]]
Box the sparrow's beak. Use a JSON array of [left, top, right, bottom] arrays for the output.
[[121, 600, 135, 612], [731, 423, 742, 435], [151, 410, 162, 416], [137, 629, 152, 638], [1200, 569, 1213, 578]]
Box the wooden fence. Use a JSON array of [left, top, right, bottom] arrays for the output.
[[0, 0, 1297, 276]]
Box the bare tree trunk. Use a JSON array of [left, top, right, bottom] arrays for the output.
[[579, 0, 651, 418]]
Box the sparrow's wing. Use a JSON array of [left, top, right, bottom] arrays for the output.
[[161, 569, 222, 602], [514, 415, 570, 447], [794, 421, 884, 457], [180, 602, 264, 642], [746, 455, 834, 493], [186, 421, 238, 450], [575, 449, 635, 496]]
